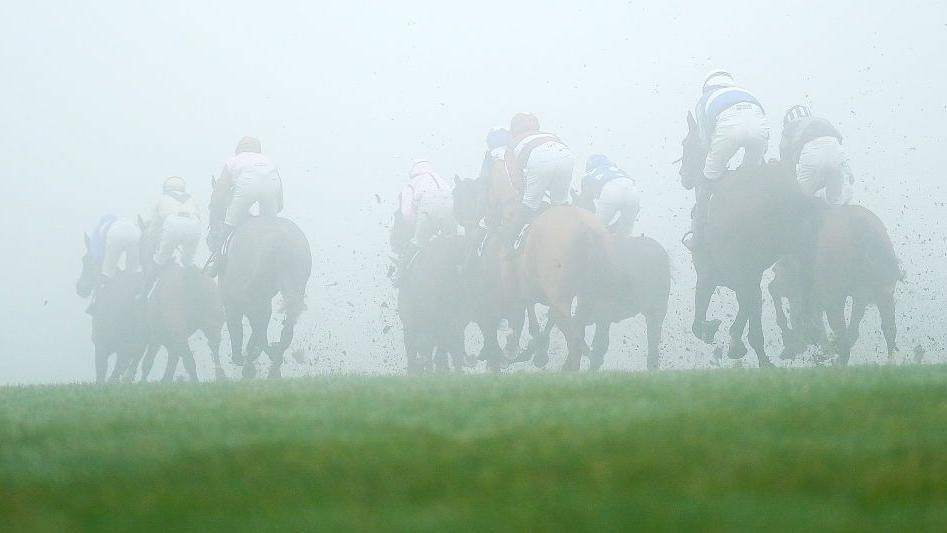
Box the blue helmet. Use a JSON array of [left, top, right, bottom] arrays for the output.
[[486, 127, 512, 150], [586, 154, 612, 172]]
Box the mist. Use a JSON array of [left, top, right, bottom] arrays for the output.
[[2, 0, 945, 384]]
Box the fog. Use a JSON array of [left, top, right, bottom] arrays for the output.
[[1, 1, 945, 384]]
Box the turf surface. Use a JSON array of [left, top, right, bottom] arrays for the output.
[[2, 367, 946, 531]]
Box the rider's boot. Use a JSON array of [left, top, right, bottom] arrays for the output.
[[205, 224, 235, 277], [506, 204, 536, 252], [392, 241, 419, 288]]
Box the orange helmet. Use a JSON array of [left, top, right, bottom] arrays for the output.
[[510, 113, 540, 137]]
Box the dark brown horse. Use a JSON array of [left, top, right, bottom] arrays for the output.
[[208, 185, 312, 379], [576, 236, 670, 371], [132, 265, 226, 382], [769, 204, 901, 365], [76, 227, 147, 383], [452, 176, 522, 368], [124, 218, 225, 382], [393, 229, 470, 373], [679, 111, 819, 367]]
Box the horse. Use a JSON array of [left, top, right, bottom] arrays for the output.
[[394, 233, 470, 373], [121, 218, 226, 382], [769, 204, 901, 366], [76, 226, 147, 383], [679, 111, 820, 367], [523, 189, 671, 371], [456, 159, 619, 373], [453, 178, 524, 371], [208, 184, 313, 380]]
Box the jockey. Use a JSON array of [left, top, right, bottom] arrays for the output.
[[211, 136, 283, 253], [686, 70, 770, 250], [780, 105, 855, 205], [504, 113, 575, 245], [480, 126, 512, 180], [141, 177, 202, 297], [393, 160, 457, 284], [582, 155, 641, 238], [84, 215, 142, 313]]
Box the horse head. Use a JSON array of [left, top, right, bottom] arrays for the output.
[[678, 111, 706, 190], [76, 232, 101, 298]]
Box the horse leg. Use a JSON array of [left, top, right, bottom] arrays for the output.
[[588, 321, 610, 371], [503, 307, 526, 362], [741, 282, 773, 368], [552, 298, 584, 373], [403, 327, 420, 375], [692, 275, 721, 344], [226, 308, 245, 366], [645, 311, 665, 371], [877, 290, 899, 364], [204, 324, 226, 381], [108, 351, 129, 383], [848, 298, 868, 355], [94, 345, 109, 384], [727, 302, 749, 360], [181, 343, 199, 383], [434, 346, 450, 374], [161, 348, 180, 383], [243, 300, 272, 380], [139, 344, 160, 383], [769, 279, 801, 360], [531, 318, 555, 369], [825, 299, 850, 367]]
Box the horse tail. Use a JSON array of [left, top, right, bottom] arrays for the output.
[[853, 208, 902, 287]]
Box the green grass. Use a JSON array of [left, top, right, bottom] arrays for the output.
[[2, 367, 947, 532]]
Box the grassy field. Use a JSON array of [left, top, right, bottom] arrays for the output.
[[2, 367, 947, 532]]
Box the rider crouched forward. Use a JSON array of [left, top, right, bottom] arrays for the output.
[[206, 136, 284, 275], [141, 176, 202, 296], [685, 70, 770, 251], [582, 154, 640, 238], [504, 112, 575, 247], [393, 159, 457, 285]]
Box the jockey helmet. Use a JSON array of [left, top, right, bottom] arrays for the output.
[[510, 113, 540, 137], [486, 127, 512, 150], [783, 105, 812, 126], [409, 159, 435, 179], [235, 136, 262, 155], [702, 70, 735, 92], [163, 176, 187, 193]]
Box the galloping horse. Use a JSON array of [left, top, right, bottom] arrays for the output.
[[454, 170, 616, 371], [570, 188, 670, 369], [392, 219, 470, 373], [126, 218, 225, 382], [679, 111, 818, 367], [208, 184, 312, 379], [769, 204, 901, 365], [76, 224, 147, 383]]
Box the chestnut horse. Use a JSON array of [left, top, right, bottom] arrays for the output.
[[453, 171, 615, 372], [769, 204, 901, 365], [679, 111, 819, 367]]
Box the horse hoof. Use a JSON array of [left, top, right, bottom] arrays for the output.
[[268, 367, 282, 380], [589, 357, 604, 372], [693, 320, 721, 344], [532, 352, 549, 369], [242, 364, 257, 380], [727, 342, 748, 360], [215, 368, 228, 381], [757, 358, 776, 369]]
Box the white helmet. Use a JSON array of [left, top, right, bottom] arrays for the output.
[[702, 70, 735, 92], [163, 176, 187, 193]]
